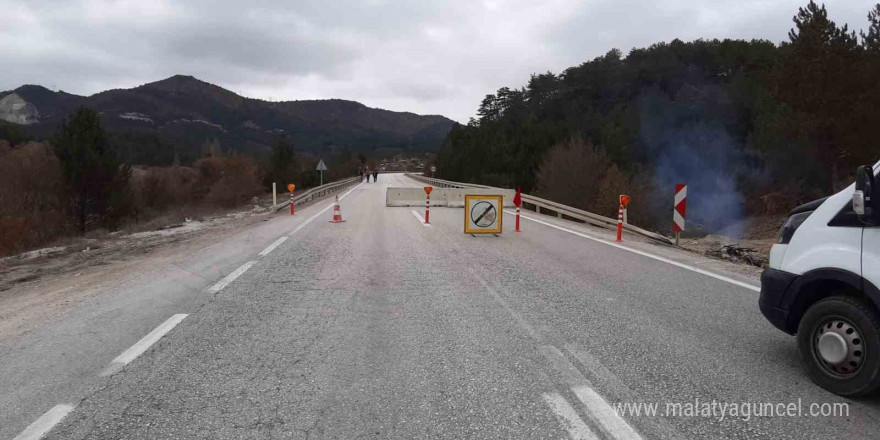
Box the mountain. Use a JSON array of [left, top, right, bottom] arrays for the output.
[[0, 75, 454, 165]]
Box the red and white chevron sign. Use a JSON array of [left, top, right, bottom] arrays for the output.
[[673, 184, 687, 233]]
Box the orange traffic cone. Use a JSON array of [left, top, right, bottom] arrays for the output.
[[329, 195, 345, 223]]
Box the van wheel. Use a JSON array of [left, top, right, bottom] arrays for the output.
[[797, 296, 880, 396]]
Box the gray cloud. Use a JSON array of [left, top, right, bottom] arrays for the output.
[[1, 0, 877, 122]]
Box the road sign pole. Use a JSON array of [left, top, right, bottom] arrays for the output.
[[617, 194, 631, 242], [425, 194, 430, 224], [616, 204, 624, 242], [316, 159, 328, 187], [673, 184, 687, 247], [515, 206, 521, 232], [424, 186, 432, 224]]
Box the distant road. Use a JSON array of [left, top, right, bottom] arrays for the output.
[[4, 173, 879, 439]]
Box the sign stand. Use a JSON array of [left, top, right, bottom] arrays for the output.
[[616, 195, 631, 242], [424, 186, 432, 224], [287, 183, 296, 215], [513, 187, 522, 232], [673, 184, 687, 246], [464, 195, 503, 235], [316, 159, 328, 186]]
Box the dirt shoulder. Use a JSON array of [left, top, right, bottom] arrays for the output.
[[676, 215, 785, 269], [0, 202, 286, 342]]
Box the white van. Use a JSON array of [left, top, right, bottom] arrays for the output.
[[760, 162, 880, 396]]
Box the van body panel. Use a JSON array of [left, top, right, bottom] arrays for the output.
[[769, 244, 787, 269], [864, 228, 879, 291], [781, 183, 862, 277]]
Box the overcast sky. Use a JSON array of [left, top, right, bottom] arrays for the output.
[[1, 0, 876, 122]]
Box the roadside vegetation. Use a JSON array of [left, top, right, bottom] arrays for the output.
[[0, 112, 360, 257], [437, 1, 880, 236]]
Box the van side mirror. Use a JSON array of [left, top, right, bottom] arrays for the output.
[[854, 165, 876, 225]]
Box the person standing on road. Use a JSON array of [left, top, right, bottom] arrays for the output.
[[373, 171, 378, 183]]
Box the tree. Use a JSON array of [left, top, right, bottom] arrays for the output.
[[774, 1, 860, 190], [201, 137, 222, 158], [53, 107, 132, 232], [268, 135, 298, 187]]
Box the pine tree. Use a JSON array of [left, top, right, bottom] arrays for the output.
[[269, 135, 297, 186], [53, 107, 132, 232]]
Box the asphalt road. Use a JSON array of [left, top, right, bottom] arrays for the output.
[[6, 173, 880, 439]]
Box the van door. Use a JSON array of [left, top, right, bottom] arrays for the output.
[[865, 227, 880, 290]]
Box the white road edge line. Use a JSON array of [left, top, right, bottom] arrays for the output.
[[410, 210, 432, 227], [289, 182, 364, 237], [259, 236, 288, 256], [100, 314, 188, 376], [572, 385, 644, 440], [208, 261, 257, 293], [507, 211, 760, 292], [14, 404, 75, 440], [542, 393, 600, 440]]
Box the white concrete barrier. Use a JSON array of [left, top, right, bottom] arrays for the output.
[[385, 187, 515, 207]]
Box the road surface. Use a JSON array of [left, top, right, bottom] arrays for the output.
[[4, 173, 880, 439]]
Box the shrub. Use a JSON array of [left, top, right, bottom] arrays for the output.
[[0, 141, 67, 255]]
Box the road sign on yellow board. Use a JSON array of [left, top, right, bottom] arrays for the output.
[[287, 184, 295, 192], [464, 195, 503, 234]]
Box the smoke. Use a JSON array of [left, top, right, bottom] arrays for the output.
[[637, 87, 749, 238]]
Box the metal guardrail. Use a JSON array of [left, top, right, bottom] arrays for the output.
[[405, 173, 673, 245], [273, 176, 361, 212]]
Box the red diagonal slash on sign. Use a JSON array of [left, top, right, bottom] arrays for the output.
[[673, 184, 687, 233]]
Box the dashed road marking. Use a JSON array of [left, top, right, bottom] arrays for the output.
[[258, 236, 288, 256], [507, 211, 760, 292], [14, 404, 75, 440], [207, 261, 257, 293], [539, 345, 644, 440], [543, 393, 600, 440], [289, 182, 363, 237], [100, 314, 188, 376], [572, 385, 644, 440], [410, 210, 432, 227]]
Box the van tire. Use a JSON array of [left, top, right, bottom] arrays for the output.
[[797, 295, 880, 396]]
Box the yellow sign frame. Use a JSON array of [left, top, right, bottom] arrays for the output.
[[464, 195, 503, 234]]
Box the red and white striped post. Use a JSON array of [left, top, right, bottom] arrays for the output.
[[616, 195, 631, 242], [424, 186, 432, 224], [673, 184, 687, 246], [616, 204, 624, 242], [513, 187, 522, 232], [287, 184, 296, 216]]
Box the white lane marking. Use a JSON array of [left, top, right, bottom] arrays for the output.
[[507, 211, 760, 292], [543, 393, 600, 440], [572, 385, 644, 440], [100, 314, 188, 376], [208, 261, 257, 293], [259, 236, 288, 256], [14, 404, 75, 440], [410, 210, 432, 227], [289, 182, 364, 236], [539, 346, 645, 440]]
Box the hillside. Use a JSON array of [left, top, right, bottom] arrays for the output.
[[437, 2, 880, 236], [0, 75, 454, 165]]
